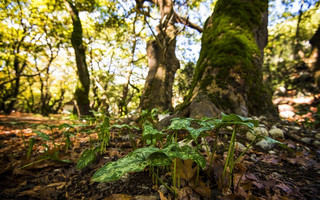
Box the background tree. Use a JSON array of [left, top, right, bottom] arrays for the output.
[[137, 0, 203, 113], [264, 2, 320, 94], [177, 0, 279, 120], [64, 0, 91, 116]]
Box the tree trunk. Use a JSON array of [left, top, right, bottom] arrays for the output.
[[64, 0, 91, 116], [139, 0, 180, 112], [310, 26, 320, 88], [177, 0, 279, 120]]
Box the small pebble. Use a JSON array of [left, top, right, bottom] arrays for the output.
[[292, 126, 301, 131], [256, 139, 273, 151], [235, 142, 247, 152], [301, 137, 312, 144], [315, 133, 320, 139], [159, 185, 168, 194], [268, 150, 276, 154], [269, 127, 284, 139], [313, 140, 320, 146]]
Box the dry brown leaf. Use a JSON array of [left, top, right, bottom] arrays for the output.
[[177, 187, 194, 200], [193, 181, 211, 199], [158, 190, 168, 200], [177, 159, 197, 181], [275, 182, 292, 194], [104, 194, 134, 200], [46, 181, 66, 189]]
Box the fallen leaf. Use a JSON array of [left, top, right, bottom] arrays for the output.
[[158, 190, 168, 200], [104, 194, 134, 200], [193, 181, 211, 199], [275, 182, 292, 194], [177, 159, 197, 181], [46, 181, 66, 189]]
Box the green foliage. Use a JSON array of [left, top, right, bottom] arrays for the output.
[[264, 4, 320, 93], [76, 147, 99, 170], [91, 113, 264, 194], [97, 116, 110, 154], [91, 143, 206, 182], [142, 121, 164, 144], [27, 138, 36, 159]]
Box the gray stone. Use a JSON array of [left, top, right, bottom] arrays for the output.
[[292, 126, 301, 131], [159, 185, 168, 194], [246, 127, 269, 141], [256, 139, 273, 151], [254, 127, 269, 137], [269, 127, 284, 139], [246, 131, 256, 141], [313, 140, 320, 146], [301, 137, 312, 144], [315, 133, 320, 139], [235, 142, 247, 152]]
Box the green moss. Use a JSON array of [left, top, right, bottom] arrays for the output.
[[198, 2, 264, 88], [179, 0, 274, 117]]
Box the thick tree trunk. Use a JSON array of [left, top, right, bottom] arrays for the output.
[[65, 0, 91, 116], [139, 25, 180, 112], [139, 0, 180, 112], [310, 26, 320, 88], [177, 0, 279, 120]]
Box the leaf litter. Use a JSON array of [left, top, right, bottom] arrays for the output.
[[0, 113, 319, 199]]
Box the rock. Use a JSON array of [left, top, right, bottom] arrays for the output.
[[235, 142, 247, 152], [246, 132, 256, 141], [254, 127, 269, 137], [246, 127, 269, 141], [313, 140, 320, 146], [292, 126, 301, 131], [268, 150, 276, 154], [250, 154, 257, 162], [315, 133, 320, 139], [301, 137, 312, 144], [159, 185, 168, 194], [269, 127, 284, 139], [256, 139, 273, 151], [259, 124, 266, 128]]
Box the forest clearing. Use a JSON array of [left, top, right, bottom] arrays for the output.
[[1, 0, 320, 199]]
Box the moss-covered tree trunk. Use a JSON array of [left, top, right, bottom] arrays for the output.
[[64, 0, 91, 116], [177, 0, 279, 120], [139, 0, 180, 112]]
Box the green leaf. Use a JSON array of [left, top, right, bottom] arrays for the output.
[[221, 113, 258, 126], [147, 152, 172, 167], [264, 136, 288, 149], [76, 148, 98, 170], [186, 126, 210, 141], [27, 138, 36, 159], [58, 123, 75, 129], [164, 144, 206, 169], [34, 130, 50, 141], [168, 118, 193, 130], [142, 122, 164, 141], [112, 124, 140, 130], [91, 147, 160, 182]]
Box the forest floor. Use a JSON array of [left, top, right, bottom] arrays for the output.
[[0, 107, 319, 200]]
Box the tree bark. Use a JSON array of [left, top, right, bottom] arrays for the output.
[[64, 0, 91, 116], [139, 0, 180, 112], [310, 25, 320, 88], [177, 0, 279, 121]]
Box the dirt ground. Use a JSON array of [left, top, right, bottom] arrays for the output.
[[0, 112, 319, 200]]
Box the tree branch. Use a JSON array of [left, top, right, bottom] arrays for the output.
[[174, 12, 203, 33]]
